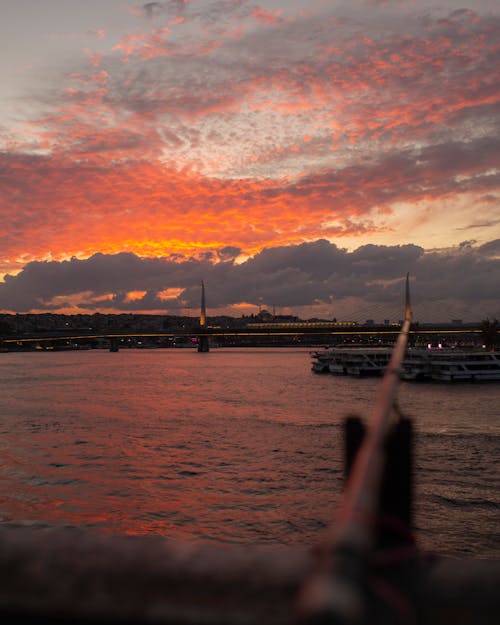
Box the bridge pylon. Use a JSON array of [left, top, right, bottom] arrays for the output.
[[197, 281, 209, 352]]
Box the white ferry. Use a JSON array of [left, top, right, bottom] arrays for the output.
[[313, 347, 500, 382], [310, 349, 335, 373], [428, 351, 500, 382], [311, 347, 392, 377], [400, 349, 432, 381]]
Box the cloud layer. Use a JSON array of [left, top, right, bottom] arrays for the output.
[[1, 239, 499, 322], [1, 1, 499, 314]]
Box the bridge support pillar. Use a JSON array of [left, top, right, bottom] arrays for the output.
[[197, 334, 209, 353]]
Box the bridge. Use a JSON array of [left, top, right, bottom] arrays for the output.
[[1, 322, 484, 351], [0, 282, 488, 352]]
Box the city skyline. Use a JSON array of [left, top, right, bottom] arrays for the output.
[[1, 0, 499, 321]]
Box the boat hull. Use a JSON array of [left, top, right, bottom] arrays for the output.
[[313, 348, 500, 383]]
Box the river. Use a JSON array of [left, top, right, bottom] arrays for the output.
[[0, 348, 498, 558]]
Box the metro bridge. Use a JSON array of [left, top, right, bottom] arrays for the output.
[[1, 321, 484, 351], [0, 282, 485, 351]]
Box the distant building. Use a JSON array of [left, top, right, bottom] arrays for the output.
[[255, 309, 274, 322]]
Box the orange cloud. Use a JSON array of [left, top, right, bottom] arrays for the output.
[[2, 126, 498, 278], [0, 147, 386, 271], [1, 4, 499, 283], [113, 27, 174, 60]]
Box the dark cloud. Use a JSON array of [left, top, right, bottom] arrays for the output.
[[217, 246, 241, 261], [458, 240, 477, 249], [457, 218, 500, 231], [142, 2, 163, 19], [274, 135, 500, 210], [1, 241, 499, 321], [479, 239, 500, 256], [139, 0, 238, 22], [140, 1, 188, 19], [0, 253, 206, 311]]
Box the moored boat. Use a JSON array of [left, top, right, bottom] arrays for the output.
[[310, 349, 335, 373], [311, 347, 392, 377], [313, 347, 500, 382], [428, 350, 500, 382], [401, 349, 432, 381]]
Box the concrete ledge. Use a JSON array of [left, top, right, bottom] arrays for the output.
[[0, 527, 307, 624], [0, 527, 498, 624]]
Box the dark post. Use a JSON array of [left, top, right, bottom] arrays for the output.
[[197, 332, 210, 353]]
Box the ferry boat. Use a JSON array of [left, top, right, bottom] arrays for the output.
[[311, 347, 392, 377], [428, 350, 500, 382], [313, 347, 500, 382], [310, 349, 334, 373], [400, 349, 432, 381]]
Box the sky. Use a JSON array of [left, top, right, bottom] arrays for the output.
[[0, 0, 499, 322]]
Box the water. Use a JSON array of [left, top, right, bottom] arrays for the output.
[[0, 348, 498, 558]]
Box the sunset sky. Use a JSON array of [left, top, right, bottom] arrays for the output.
[[1, 0, 499, 321]]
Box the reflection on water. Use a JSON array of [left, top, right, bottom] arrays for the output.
[[0, 349, 498, 557]]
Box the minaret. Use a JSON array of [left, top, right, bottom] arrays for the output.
[[200, 280, 207, 327]]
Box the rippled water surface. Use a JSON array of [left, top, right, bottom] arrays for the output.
[[0, 348, 498, 558]]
